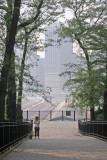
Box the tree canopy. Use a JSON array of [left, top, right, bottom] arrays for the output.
[[59, 0, 107, 120]]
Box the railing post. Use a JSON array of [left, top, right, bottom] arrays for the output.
[[39, 111, 40, 120], [102, 121, 103, 139], [74, 111, 75, 121], [29, 120, 33, 139], [9, 122, 10, 148], [62, 110, 63, 121], [50, 111, 52, 121], [3, 122, 4, 151], [27, 110, 28, 120], [86, 110, 87, 121]]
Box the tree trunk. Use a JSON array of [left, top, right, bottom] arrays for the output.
[[0, 0, 21, 121], [76, 37, 95, 121], [103, 52, 107, 120], [17, 34, 28, 122], [90, 108, 95, 121], [6, 53, 16, 121], [103, 90, 107, 121]]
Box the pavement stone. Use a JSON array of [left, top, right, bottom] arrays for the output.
[[2, 121, 107, 160]]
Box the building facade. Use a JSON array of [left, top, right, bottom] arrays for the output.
[[44, 23, 74, 102]]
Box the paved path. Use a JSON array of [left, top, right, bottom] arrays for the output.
[[3, 121, 107, 160]]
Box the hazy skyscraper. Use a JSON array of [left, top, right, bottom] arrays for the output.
[[44, 23, 76, 102]]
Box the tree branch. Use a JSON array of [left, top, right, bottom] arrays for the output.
[[0, 6, 8, 11], [91, 60, 106, 65], [18, 0, 44, 29]]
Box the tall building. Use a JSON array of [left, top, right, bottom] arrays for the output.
[[44, 23, 79, 102], [27, 23, 82, 102]]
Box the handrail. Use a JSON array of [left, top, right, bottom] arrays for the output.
[[78, 120, 107, 141], [0, 121, 33, 153]]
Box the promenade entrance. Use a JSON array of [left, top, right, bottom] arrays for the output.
[[3, 121, 107, 160]]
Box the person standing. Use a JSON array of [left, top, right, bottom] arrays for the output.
[[34, 116, 40, 139]]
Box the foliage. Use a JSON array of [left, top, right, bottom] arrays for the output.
[[95, 108, 103, 120], [59, 0, 107, 119], [0, 0, 64, 121]]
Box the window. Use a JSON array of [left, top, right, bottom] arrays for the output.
[[66, 111, 71, 116]]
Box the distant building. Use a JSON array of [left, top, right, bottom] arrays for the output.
[[44, 23, 80, 102], [24, 23, 82, 102]]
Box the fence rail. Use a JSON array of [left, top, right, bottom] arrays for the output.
[[23, 110, 89, 121], [23, 110, 76, 121], [0, 121, 33, 153], [78, 120, 107, 141]]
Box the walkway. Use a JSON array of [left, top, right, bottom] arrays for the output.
[[2, 121, 107, 160]]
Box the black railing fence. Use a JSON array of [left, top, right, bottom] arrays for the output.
[[23, 110, 76, 121], [78, 120, 107, 141], [23, 110, 89, 121], [0, 121, 33, 153]]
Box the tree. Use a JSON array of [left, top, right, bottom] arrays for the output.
[[6, 52, 16, 121], [90, 26, 107, 120], [15, 0, 63, 122], [0, 0, 63, 121], [0, 0, 21, 121], [59, 0, 107, 120]]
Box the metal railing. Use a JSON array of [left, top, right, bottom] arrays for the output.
[[78, 120, 107, 141], [23, 110, 87, 121], [0, 121, 33, 153]]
